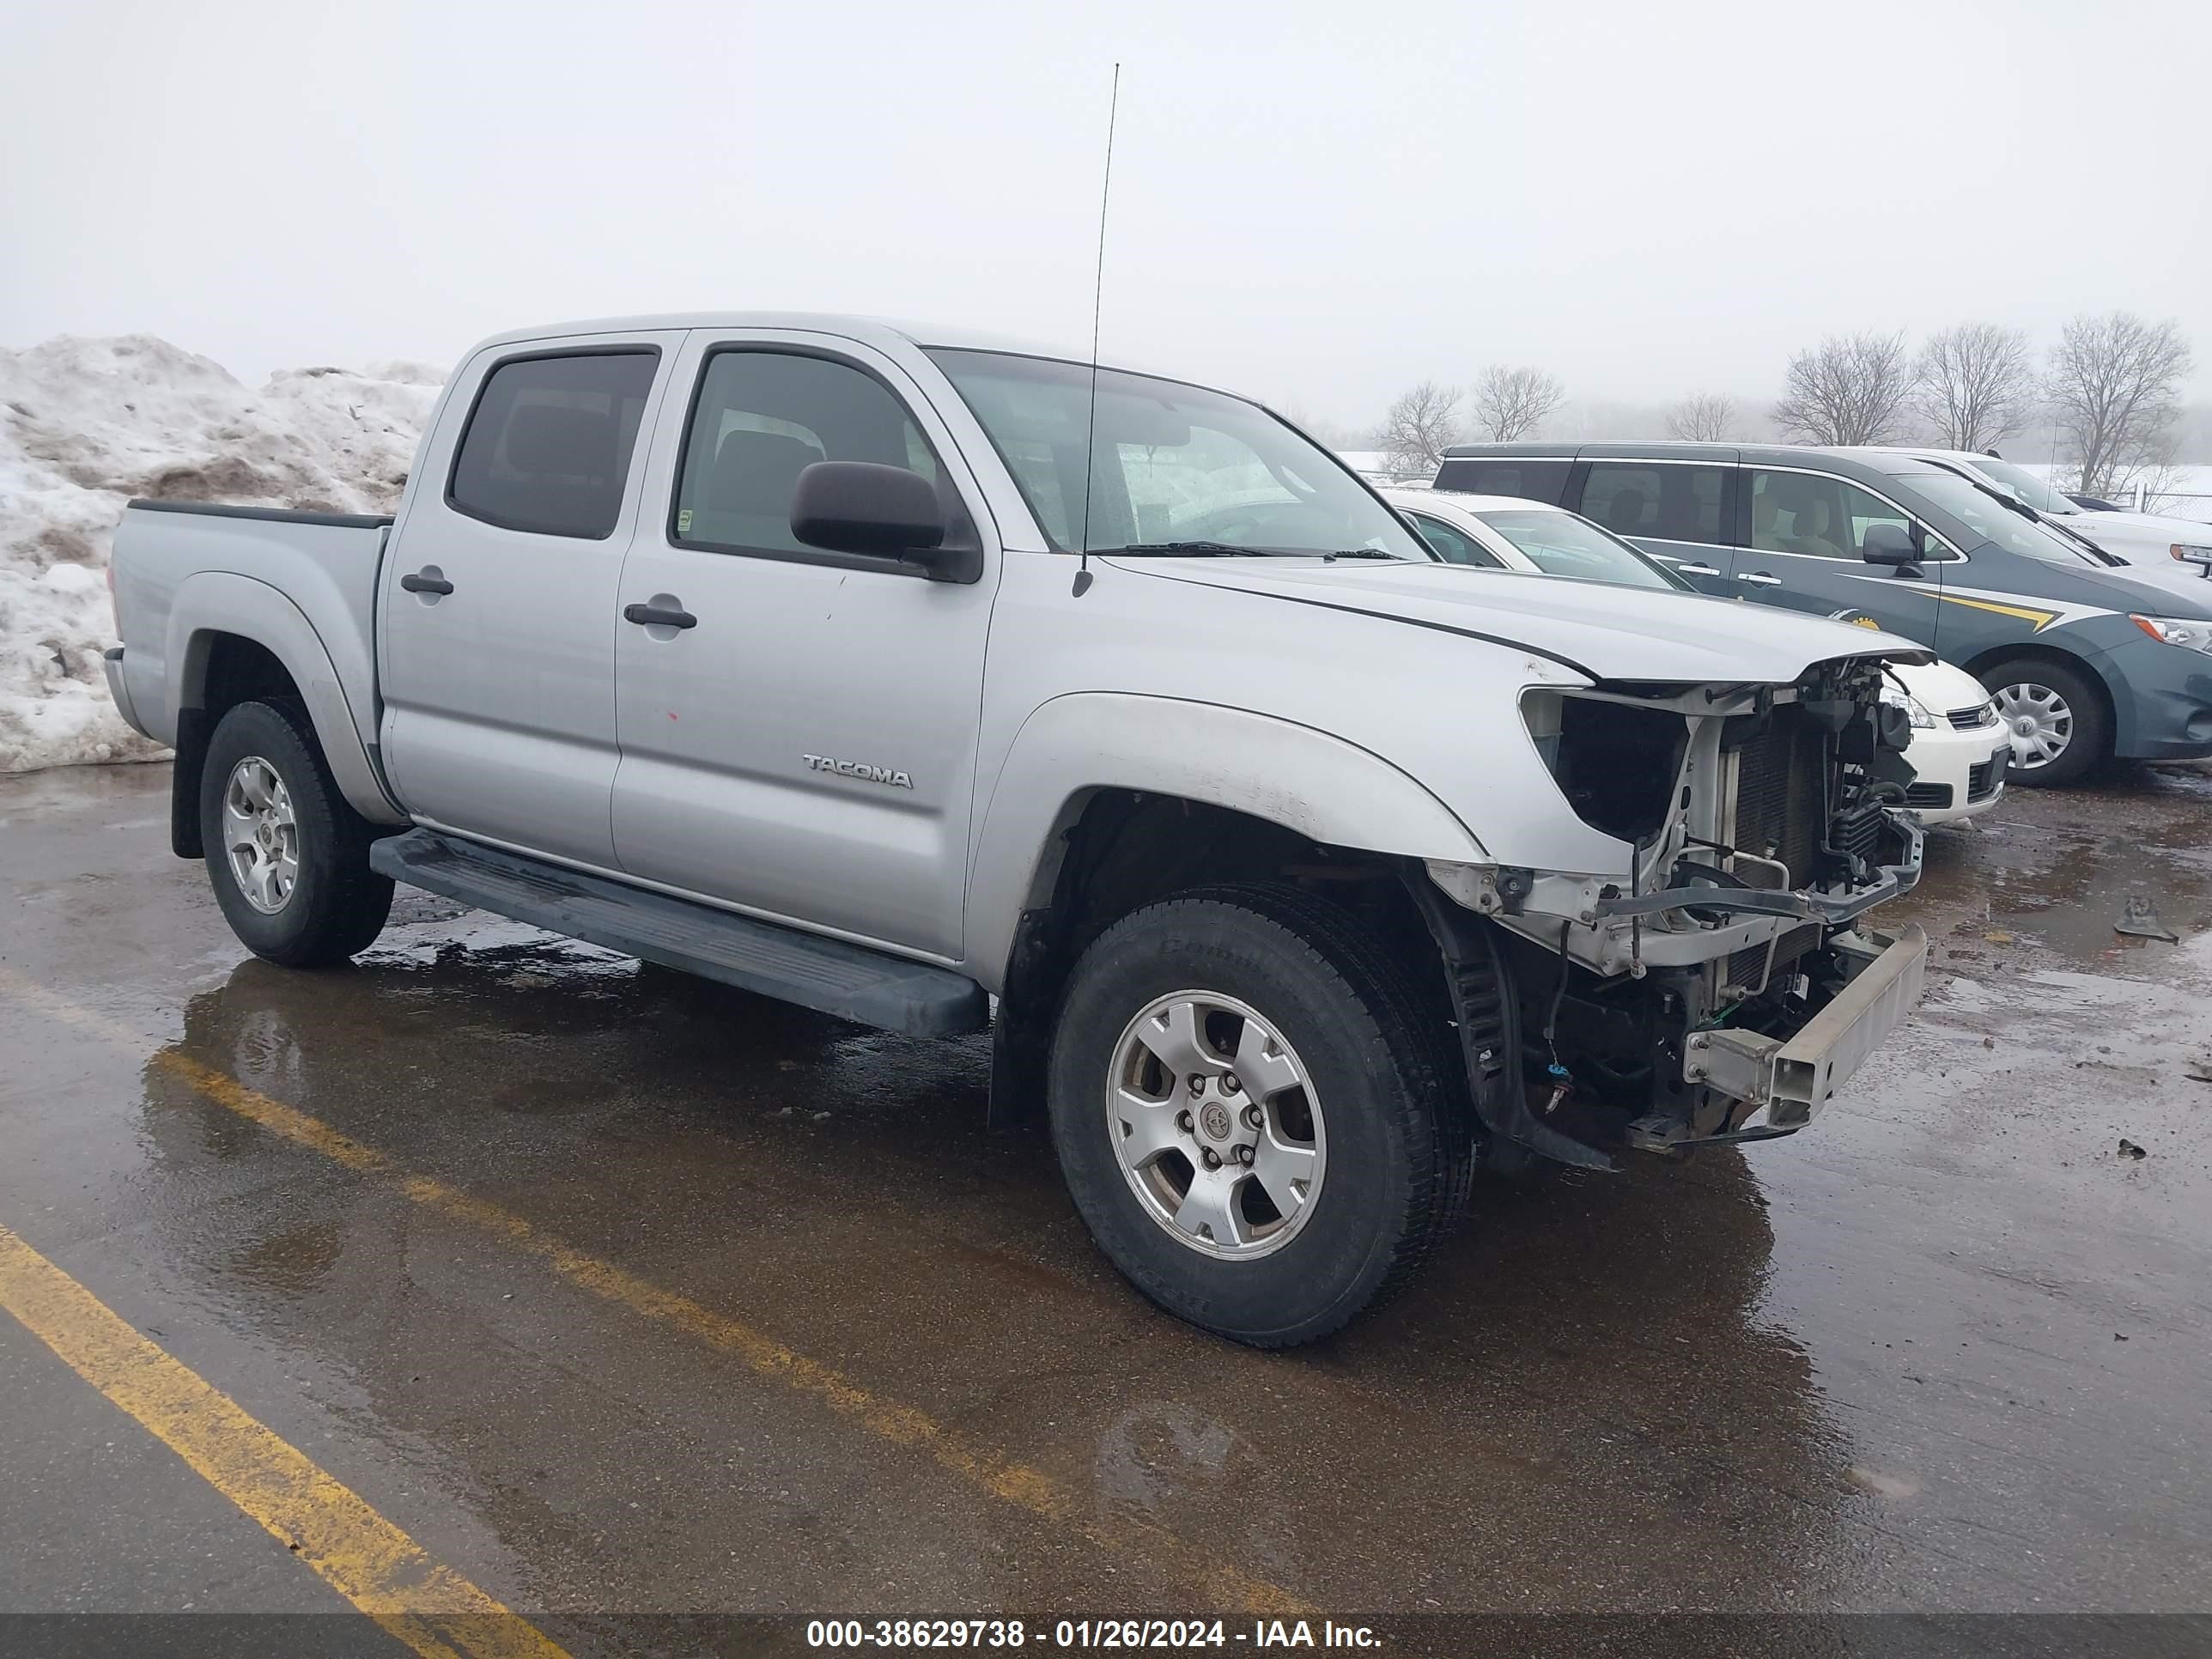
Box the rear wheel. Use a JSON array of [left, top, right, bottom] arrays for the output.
[[201, 700, 393, 966], [1047, 884, 1462, 1347], [1979, 658, 2109, 787]]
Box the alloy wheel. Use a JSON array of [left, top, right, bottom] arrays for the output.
[[1106, 991, 1326, 1260], [221, 756, 300, 914]]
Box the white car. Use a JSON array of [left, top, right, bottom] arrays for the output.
[[1852, 447, 2212, 577], [1383, 489, 2011, 826]]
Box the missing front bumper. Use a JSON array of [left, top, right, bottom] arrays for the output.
[[1681, 924, 1928, 1125]]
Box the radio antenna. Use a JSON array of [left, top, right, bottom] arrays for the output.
[[1073, 62, 1121, 598]]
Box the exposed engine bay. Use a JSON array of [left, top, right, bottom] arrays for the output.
[[1425, 654, 1927, 1164]]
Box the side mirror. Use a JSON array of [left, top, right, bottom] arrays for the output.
[[791, 461, 953, 572], [1862, 522, 1919, 567]]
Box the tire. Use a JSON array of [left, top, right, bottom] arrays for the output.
[[200, 699, 393, 967], [1978, 657, 2110, 787], [1047, 884, 1462, 1347]]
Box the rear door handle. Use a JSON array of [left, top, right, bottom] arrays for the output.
[[1738, 572, 1783, 587], [399, 570, 454, 596], [1675, 562, 1722, 578], [623, 602, 697, 629]]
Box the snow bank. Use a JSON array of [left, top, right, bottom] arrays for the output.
[[0, 336, 442, 772]]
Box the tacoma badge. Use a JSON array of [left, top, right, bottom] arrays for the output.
[[803, 753, 915, 789]]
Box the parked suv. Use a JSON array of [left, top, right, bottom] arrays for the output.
[[1435, 443, 2212, 785]]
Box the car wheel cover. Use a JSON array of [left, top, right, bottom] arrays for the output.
[[1992, 681, 2073, 771]]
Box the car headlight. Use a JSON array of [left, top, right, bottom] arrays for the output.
[[2130, 614, 2212, 653], [1880, 684, 1938, 729], [2169, 543, 2212, 568]]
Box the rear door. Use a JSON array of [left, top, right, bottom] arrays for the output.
[[1731, 465, 1953, 646], [608, 331, 999, 959], [1573, 459, 1736, 597], [379, 336, 681, 867]]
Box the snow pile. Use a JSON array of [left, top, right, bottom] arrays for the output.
[[0, 336, 443, 772]]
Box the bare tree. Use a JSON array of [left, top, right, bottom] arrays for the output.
[[1469, 366, 1565, 441], [1664, 392, 1738, 442], [1912, 323, 2034, 452], [1772, 331, 1917, 446], [2045, 312, 2194, 500], [1377, 380, 1463, 478]]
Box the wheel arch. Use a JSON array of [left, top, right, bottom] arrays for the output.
[[1963, 641, 2119, 757], [965, 693, 1486, 992], [166, 574, 406, 857]]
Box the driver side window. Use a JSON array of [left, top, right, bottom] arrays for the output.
[[1749, 471, 1948, 562]]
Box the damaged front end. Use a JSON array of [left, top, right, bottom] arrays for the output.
[[1421, 654, 1929, 1167]]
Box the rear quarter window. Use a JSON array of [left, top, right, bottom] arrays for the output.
[[1431, 459, 1571, 505]]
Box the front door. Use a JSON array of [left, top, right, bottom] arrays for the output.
[[378, 337, 680, 867], [1577, 459, 1738, 597], [610, 333, 999, 959], [1730, 467, 1954, 647]]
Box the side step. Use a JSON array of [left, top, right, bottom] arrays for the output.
[[369, 829, 990, 1038]]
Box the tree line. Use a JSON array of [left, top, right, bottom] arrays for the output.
[[1376, 311, 2197, 502]]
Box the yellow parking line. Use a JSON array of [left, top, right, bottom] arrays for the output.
[[0, 969, 1316, 1618], [0, 1222, 567, 1659]]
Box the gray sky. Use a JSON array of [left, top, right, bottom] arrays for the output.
[[5, 0, 2208, 425]]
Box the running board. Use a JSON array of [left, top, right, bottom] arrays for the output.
[[370, 829, 990, 1038]]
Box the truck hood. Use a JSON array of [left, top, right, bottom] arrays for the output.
[[1106, 557, 1931, 684]]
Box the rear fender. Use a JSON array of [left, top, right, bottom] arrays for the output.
[[167, 573, 407, 827]]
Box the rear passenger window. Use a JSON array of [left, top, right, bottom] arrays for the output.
[[1430, 459, 1571, 504], [447, 351, 659, 538], [1407, 514, 1503, 568], [673, 349, 952, 558], [1579, 463, 1723, 544]]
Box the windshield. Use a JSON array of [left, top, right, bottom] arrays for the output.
[[925, 349, 1428, 559], [1894, 470, 2101, 565], [1472, 507, 1683, 591], [1961, 456, 2078, 516]]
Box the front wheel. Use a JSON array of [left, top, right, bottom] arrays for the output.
[[201, 699, 394, 966], [1979, 658, 2110, 787], [1047, 885, 1463, 1347]]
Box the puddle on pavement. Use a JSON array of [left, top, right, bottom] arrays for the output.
[[1904, 809, 2212, 975]]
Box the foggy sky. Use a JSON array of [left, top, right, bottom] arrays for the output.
[[4, 0, 2208, 426]]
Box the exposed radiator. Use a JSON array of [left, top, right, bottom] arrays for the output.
[[1729, 711, 1827, 888]]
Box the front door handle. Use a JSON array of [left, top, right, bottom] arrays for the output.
[[1675, 562, 1722, 578], [399, 569, 454, 596], [1738, 571, 1783, 587], [623, 602, 697, 629]]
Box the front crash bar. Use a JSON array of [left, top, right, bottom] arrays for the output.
[[1682, 924, 1928, 1126]]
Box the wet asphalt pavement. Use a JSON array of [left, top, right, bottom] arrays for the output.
[[1, 761, 2208, 1647]]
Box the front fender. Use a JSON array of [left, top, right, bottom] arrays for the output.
[[963, 692, 1486, 988], [167, 572, 407, 825]]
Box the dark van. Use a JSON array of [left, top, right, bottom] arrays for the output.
[[1435, 442, 2212, 785]]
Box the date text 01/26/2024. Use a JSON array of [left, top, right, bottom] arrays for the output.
[[805, 1620, 1383, 1649]]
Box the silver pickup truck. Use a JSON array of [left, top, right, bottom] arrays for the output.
[[107, 312, 1930, 1346]]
